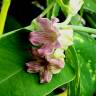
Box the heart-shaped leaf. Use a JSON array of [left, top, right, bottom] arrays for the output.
[[0, 29, 75, 96], [74, 32, 96, 96]]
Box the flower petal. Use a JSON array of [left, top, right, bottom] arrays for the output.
[[36, 17, 59, 33], [58, 27, 73, 50], [31, 48, 40, 57], [26, 61, 41, 73], [46, 48, 65, 74], [47, 57, 64, 74], [49, 65, 61, 74], [53, 48, 65, 59], [68, 0, 84, 16], [40, 67, 52, 83], [38, 40, 61, 57], [29, 31, 57, 46], [38, 43, 54, 57], [49, 58, 64, 68], [36, 17, 51, 31], [47, 48, 65, 68], [51, 17, 59, 25]]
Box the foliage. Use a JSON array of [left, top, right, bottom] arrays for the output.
[[0, 0, 96, 96]]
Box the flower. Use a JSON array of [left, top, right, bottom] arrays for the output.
[[40, 66, 52, 83], [46, 48, 65, 74], [68, 0, 84, 16], [26, 61, 41, 73], [58, 27, 73, 50], [26, 48, 64, 83], [26, 17, 73, 83], [29, 17, 60, 57]]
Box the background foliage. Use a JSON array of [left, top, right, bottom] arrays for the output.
[[0, 0, 96, 96]]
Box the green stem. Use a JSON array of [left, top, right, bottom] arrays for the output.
[[56, 0, 68, 15], [56, 0, 72, 25], [40, 1, 54, 17], [52, 2, 60, 17], [0, 0, 11, 36], [61, 15, 72, 25], [70, 25, 96, 34], [58, 24, 96, 34], [30, 1, 54, 29], [46, 0, 53, 18]]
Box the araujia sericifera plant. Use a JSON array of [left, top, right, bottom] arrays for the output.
[[26, 17, 73, 83]]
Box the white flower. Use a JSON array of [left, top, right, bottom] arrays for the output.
[[58, 27, 73, 50], [68, 0, 84, 16]]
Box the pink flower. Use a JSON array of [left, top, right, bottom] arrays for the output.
[[26, 61, 41, 73], [40, 65, 52, 83], [26, 17, 73, 83], [26, 56, 64, 83], [29, 17, 60, 57]]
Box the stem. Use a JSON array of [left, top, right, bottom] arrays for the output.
[[40, 0, 54, 17], [61, 15, 72, 25], [46, 0, 53, 18], [52, 2, 60, 17], [58, 24, 96, 34], [56, 0, 72, 25], [56, 0, 68, 15], [0, 0, 11, 36], [70, 25, 96, 34]]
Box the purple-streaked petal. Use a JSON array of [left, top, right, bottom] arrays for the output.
[[40, 68, 52, 83], [51, 17, 59, 24], [29, 31, 57, 46], [38, 43, 54, 57], [47, 57, 64, 74], [31, 48, 40, 57], [49, 58, 64, 68], [38, 40, 61, 57], [36, 17, 52, 32], [36, 17, 59, 34], [26, 61, 41, 73]]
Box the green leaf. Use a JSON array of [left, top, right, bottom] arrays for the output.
[[83, 0, 96, 13], [0, 29, 75, 96], [4, 16, 21, 33], [84, 13, 96, 29], [74, 32, 96, 96], [66, 46, 80, 96], [0, 0, 11, 35]]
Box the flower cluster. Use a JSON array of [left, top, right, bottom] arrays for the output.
[[26, 17, 73, 83]]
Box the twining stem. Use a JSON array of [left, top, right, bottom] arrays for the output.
[[46, 0, 53, 18], [56, 0, 68, 15], [52, 2, 60, 17], [0, 0, 11, 36], [70, 25, 96, 34], [58, 24, 96, 34], [40, 0, 54, 17], [56, 0, 72, 25], [61, 15, 72, 25], [30, 1, 54, 30]]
